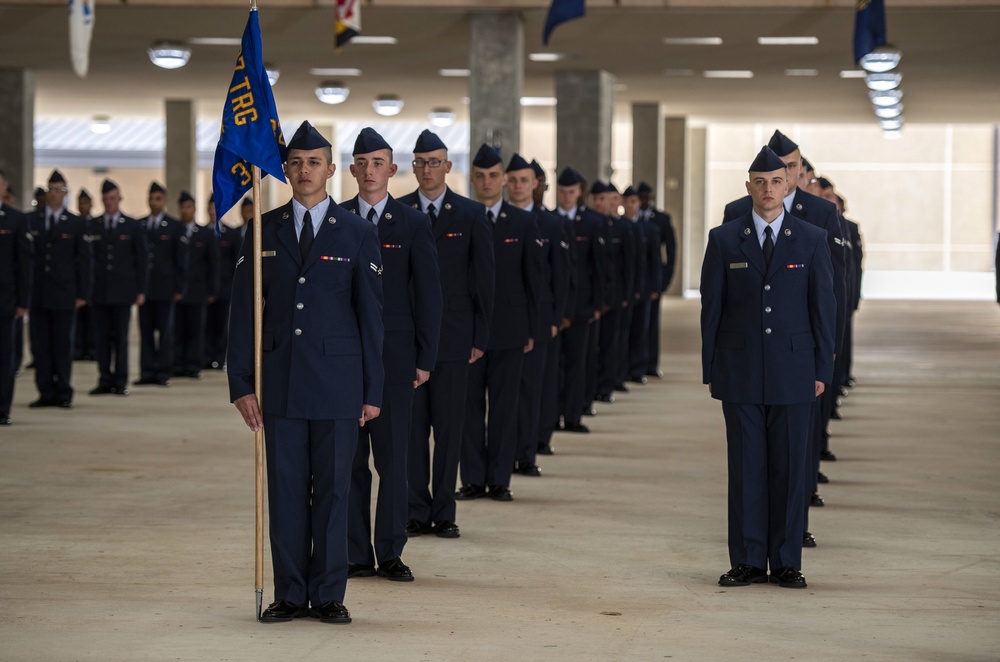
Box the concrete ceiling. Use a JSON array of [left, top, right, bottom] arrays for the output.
[[0, 1, 998, 126]]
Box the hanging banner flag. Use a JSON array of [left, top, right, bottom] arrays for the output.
[[336, 0, 361, 49], [211, 8, 286, 233], [543, 0, 585, 46], [854, 0, 888, 63], [69, 0, 95, 78]]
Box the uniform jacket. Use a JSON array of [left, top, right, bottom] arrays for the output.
[[228, 198, 385, 418], [625, 218, 647, 301], [847, 219, 863, 311], [529, 207, 571, 340], [343, 194, 442, 384], [141, 214, 186, 302], [701, 212, 836, 405], [610, 215, 637, 307], [639, 218, 663, 298], [0, 203, 32, 317], [90, 214, 149, 305], [179, 222, 220, 305], [217, 224, 245, 302], [28, 208, 91, 310], [646, 207, 677, 292], [485, 201, 543, 350], [398, 187, 494, 362], [562, 207, 605, 322]]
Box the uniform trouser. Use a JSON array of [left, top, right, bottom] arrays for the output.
[[349, 381, 413, 566], [722, 400, 810, 572], [462, 347, 524, 489], [205, 298, 230, 368], [265, 415, 355, 607], [30, 307, 75, 402], [585, 317, 601, 407], [645, 296, 663, 374], [139, 300, 175, 381], [409, 359, 470, 524], [842, 313, 855, 386], [174, 302, 206, 374], [537, 334, 562, 450], [0, 315, 15, 414], [597, 308, 621, 397], [629, 300, 650, 379], [74, 303, 94, 359], [92, 303, 132, 390], [516, 339, 550, 466], [559, 321, 590, 426], [14, 317, 24, 371], [804, 397, 821, 534], [615, 302, 633, 388]]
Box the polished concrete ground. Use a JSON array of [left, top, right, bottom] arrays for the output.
[[1, 299, 998, 661]]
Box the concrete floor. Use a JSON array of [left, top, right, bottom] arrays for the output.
[[1, 299, 998, 661]]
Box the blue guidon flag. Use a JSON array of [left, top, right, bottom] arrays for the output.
[[543, 0, 585, 46], [212, 8, 286, 233], [853, 0, 888, 63]]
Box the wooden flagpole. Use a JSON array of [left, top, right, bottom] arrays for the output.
[[251, 164, 264, 621]]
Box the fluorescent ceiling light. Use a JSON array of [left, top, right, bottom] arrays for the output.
[[428, 108, 456, 127], [662, 37, 722, 46], [310, 68, 361, 77], [520, 97, 557, 107], [264, 64, 279, 86], [315, 81, 349, 105], [187, 37, 242, 46], [373, 95, 404, 116], [663, 69, 695, 77], [785, 69, 818, 76], [703, 70, 753, 79], [870, 89, 903, 106], [873, 103, 904, 118], [839, 70, 867, 78], [883, 128, 903, 140], [148, 42, 191, 69], [439, 68, 470, 77], [860, 45, 901, 73], [758, 36, 819, 46], [865, 72, 902, 91], [529, 53, 566, 62], [350, 36, 397, 45], [880, 117, 904, 131], [90, 116, 111, 134]]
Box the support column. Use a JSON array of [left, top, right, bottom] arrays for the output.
[[165, 99, 196, 217], [0, 69, 35, 208], [469, 13, 523, 156], [555, 70, 614, 184], [684, 125, 708, 296], [631, 102, 661, 194], [663, 117, 686, 296]]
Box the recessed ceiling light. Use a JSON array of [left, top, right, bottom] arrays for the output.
[[662, 37, 722, 46], [187, 37, 242, 46], [373, 95, 404, 116], [529, 53, 566, 62], [350, 36, 398, 45], [703, 70, 753, 79], [520, 97, 557, 107], [663, 69, 695, 77], [758, 36, 819, 46], [860, 45, 901, 73], [870, 89, 903, 106], [785, 69, 818, 76], [880, 117, 904, 131], [429, 108, 456, 127], [439, 68, 471, 77], [873, 103, 903, 119], [866, 72, 902, 91], [264, 63, 280, 86], [309, 68, 362, 77], [148, 42, 191, 69], [883, 128, 903, 140], [90, 115, 111, 134], [315, 81, 349, 105], [839, 70, 867, 78]]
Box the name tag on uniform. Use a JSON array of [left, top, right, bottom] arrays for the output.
[[262, 250, 276, 257], [729, 262, 748, 269]]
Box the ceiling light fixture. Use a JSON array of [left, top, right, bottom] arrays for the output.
[[662, 37, 722, 46], [662, 69, 695, 77], [315, 81, 349, 105], [187, 37, 242, 46], [785, 69, 819, 76], [372, 95, 404, 116], [264, 64, 280, 86], [880, 117, 904, 131], [309, 68, 362, 77], [703, 70, 754, 79], [870, 89, 903, 107], [528, 53, 566, 62], [90, 115, 111, 134], [758, 36, 819, 45], [859, 45, 901, 73], [148, 42, 191, 69], [520, 97, 558, 107], [865, 72, 902, 91], [839, 70, 867, 78], [439, 68, 471, 77], [873, 103, 904, 119], [428, 108, 456, 127], [350, 36, 398, 45], [883, 128, 903, 140]]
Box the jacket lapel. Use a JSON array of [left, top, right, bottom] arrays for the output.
[[739, 216, 767, 275], [766, 217, 797, 280], [379, 196, 399, 244], [273, 202, 301, 266], [302, 199, 343, 272]]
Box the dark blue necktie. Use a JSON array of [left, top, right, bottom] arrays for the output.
[[299, 210, 314, 261], [763, 225, 774, 268]]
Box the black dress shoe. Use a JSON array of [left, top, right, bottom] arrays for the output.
[[186, 370, 203, 380], [561, 422, 590, 434], [830, 409, 842, 420], [488, 485, 513, 501], [537, 443, 554, 455], [838, 386, 849, 398], [582, 406, 597, 416], [434, 521, 460, 538], [111, 386, 129, 396], [377, 557, 414, 582], [645, 369, 664, 379], [455, 484, 487, 500], [613, 383, 630, 393], [89, 385, 113, 395], [846, 377, 856, 389], [515, 462, 542, 477], [405, 519, 434, 536], [803, 532, 817, 548], [594, 393, 615, 403], [718, 564, 768, 587], [57, 400, 72, 409], [769, 567, 807, 589], [29, 398, 54, 408], [347, 563, 376, 579], [629, 375, 648, 385], [821, 449, 837, 462], [155, 378, 172, 387], [260, 600, 309, 623], [311, 600, 351, 624], [817, 471, 829, 484], [133, 377, 157, 386], [0, 413, 11, 425], [810, 492, 825, 507]]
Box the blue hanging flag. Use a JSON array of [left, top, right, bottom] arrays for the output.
[[853, 0, 888, 63], [543, 0, 585, 46], [212, 9, 286, 234]]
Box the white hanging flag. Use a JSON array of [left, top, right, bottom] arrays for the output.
[[69, 0, 95, 78]]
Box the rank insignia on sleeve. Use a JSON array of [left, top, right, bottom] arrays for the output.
[[370, 262, 382, 275]]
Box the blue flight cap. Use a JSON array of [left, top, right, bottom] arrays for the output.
[[622, 185, 638, 197], [530, 159, 545, 179], [748, 145, 787, 173], [413, 129, 447, 153], [353, 127, 392, 156], [101, 179, 118, 194], [607, 183, 620, 194], [78, 188, 92, 201], [637, 181, 652, 194], [505, 153, 532, 173], [287, 120, 332, 152], [472, 143, 503, 169], [241, 197, 253, 208], [767, 130, 799, 157], [556, 167, 583, 186], [149, 181, 166, 195], [179, 191, 195, 204], [589, 180, 608, 195], [48, 170, 66, 185], [801, 157, 814, 173]]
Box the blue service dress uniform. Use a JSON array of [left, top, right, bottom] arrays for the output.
[[174, 222, 219, 376], [616, 215, 645, 388], [629, 216, 662, 379], [137, 213, 186, 384], [89, 213, 148, 392], [700, 211, 835, 573], [597, 213, 637, 397], [28, 207, 91, 405], [461, 202, 542, 492], [399, 187, 495, 527], [0, 203, 32, 418], [227, 198, 384, 608], [340, 194, 443, 566], [206, 223, 244, 369]]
